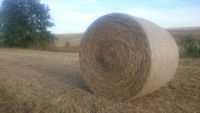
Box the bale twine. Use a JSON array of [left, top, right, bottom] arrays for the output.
[[79, 13, 179, 101]]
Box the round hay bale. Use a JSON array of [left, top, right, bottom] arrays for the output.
[[79, 13, 179, 101]]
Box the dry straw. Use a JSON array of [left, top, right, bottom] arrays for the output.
[[79, 13, 179, 101]]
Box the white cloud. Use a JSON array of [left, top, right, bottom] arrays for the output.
[[126, 6, 200, 28], [43, 1, 102, 33]]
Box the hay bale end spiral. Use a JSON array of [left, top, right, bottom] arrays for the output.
[[79, 13, 179, 101]]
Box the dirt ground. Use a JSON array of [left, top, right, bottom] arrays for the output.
[[0, 48, 200, 113]]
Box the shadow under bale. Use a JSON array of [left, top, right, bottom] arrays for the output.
[[37, 63, 92, 92]]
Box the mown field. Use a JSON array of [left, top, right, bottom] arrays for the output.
[[54, 27, 200, 48], [0, 48, 200, 113], [55, 33, 82, 47], [0, 27, 200, 113]]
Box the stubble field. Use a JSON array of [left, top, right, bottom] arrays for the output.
[[0, 48, 200, 113]]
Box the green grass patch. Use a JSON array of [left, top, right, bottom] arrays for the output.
[[175, 34, 200, 58]]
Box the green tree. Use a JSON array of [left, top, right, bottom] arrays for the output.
[[0, 0, 54, 48]]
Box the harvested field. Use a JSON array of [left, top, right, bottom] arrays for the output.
[[168, 27, 200, 36], [54, 27, 200, 48], [0, 48, 200, 113], [55, 33, 82, 47]]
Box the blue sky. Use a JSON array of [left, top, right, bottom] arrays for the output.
[[1, 0, 200, 33]]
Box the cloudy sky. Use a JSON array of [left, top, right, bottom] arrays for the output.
[[1, 0, 200, 33]]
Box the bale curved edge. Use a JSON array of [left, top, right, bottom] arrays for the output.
[[79, 13, 179, 101]]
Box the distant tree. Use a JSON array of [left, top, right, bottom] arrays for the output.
[[0, 0, 54, 48]]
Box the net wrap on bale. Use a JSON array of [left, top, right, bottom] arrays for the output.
[[79, 13, 179, 101]]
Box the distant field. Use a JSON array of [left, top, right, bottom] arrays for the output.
[[168, 27, 200, 36], [0, 48, 199, 113], [54, 27, 200, 47], [54, 33, 82, 47]]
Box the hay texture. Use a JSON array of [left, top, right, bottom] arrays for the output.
[[79, 13, 179, 101]]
